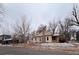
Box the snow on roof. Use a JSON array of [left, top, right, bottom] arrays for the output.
[[3, 38, 12, 41]]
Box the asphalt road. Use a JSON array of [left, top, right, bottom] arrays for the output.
[[0, 46, 79, 55]]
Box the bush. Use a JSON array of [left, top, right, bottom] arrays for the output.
[[59, 39, 66, 43]]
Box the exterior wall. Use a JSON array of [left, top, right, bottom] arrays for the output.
[[32, 38, 36, 43], [36, 37, 41, 42], [32, 36, 59, 43], [32, 36, 53, 43], [45, 36, 52, 43], [32, 37, 42, 43], [70, 32, 76, 41], [32, 31, 59, 43]]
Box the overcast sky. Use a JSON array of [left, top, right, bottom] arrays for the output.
[[1, 3, 76, 34]]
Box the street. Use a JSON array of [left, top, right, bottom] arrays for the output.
[[0, 46, 79, 55]]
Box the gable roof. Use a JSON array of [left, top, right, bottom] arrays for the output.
[[34, 31, 59, 37]]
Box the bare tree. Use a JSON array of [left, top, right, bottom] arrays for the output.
[[13, 15, 30, 43], [58, 18, 71, 42], [71, 4, 79, 25], [48, 20, 58, 34], [37, 24, 46, 33]]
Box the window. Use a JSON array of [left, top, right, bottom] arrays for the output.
[[52, 36, 55, 40], [47, 37, 49, 41]]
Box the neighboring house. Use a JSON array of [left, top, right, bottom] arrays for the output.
[[0, 34, 12, 44], [32, 31, 59, 43], [70, 30, 77, 41], [70, 30, 79, 42], [69, 26, 79, 42]]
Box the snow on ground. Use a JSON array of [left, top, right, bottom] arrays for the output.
[[40, 43, 75, 47], [0, 44, 13, 47], [39, 43, 76, 49]]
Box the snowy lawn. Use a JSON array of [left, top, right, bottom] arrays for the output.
[[38, 43, 76, 49]]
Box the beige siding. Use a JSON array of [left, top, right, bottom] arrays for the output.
[[36, 37, 41, 42], [32, 36, 59, 43], [32, 38, 36, 42], [33, 37, 42, 43], [45, 36, 52, 42]]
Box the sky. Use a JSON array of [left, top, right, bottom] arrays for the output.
[[0, 3, 76, 34]]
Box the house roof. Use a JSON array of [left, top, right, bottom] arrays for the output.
[[0, 34, 12, 40], [34, 31, 59, 37]]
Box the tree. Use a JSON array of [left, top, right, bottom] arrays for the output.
[[48, 20, 58, 34], [71, 4, 79, 25], [37, 24, 46, 33], [13, 15, 30, 43], [58, 18, 71, 42], [67, 4, 79, 42]]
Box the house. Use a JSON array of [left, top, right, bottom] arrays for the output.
[[0, 34, 12, 44], [32, 31, 59, 43], [69, 29, 79, 42], [69, 26, 79, 42], [70, 30, 76, 41]]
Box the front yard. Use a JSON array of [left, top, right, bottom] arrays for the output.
[[1, 43, 79, 54], [11, 43, 79, 51]]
